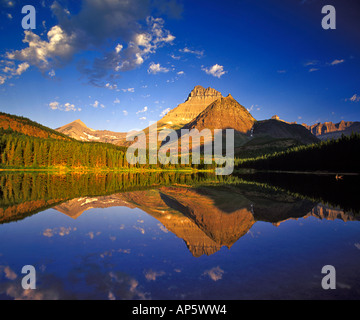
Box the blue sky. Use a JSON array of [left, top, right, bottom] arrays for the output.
[[0, 0, 359, 132]]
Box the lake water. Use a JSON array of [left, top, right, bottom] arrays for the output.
[[0, 172, 359, 300]]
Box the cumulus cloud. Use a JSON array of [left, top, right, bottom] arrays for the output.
[[0, 61, 30, 85], [49, 101, 81, 112], [148, 62, 169, 74], [3, 0, 177, 85], [202, 64, 227, 78], [91, 100, 105, 108], [6, 26, 78, 72], [202, 266, 224, 281]]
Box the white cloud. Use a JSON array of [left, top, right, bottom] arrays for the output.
[[15, 62, 29, 75], [139, 117, 147, 120], [180, 47, 204, 58], [347, 94, 360, 102], [148, 62, 169, 74], [0, 62, 30, 84], [49, 101, 60, 110], [177, 71, 184, 75], [105, 83, 118, 90], [122, 88, 135, 93], [91, 100, 105, 108], [144, 270, 165, 281], [309, 68, 319, 72], [160, 108, 171, 117], [247, 105, 254, 112], [304, 60, 318, 67], [170, 54, 181, 60], [330, 59, 345, 66], [63, 103, 78, 112], [113, 98, 120, 104], [202, 266, 224, 281], [123, 110, 128, 116], [115, 44, 123, 54], [6, 26, 77, 72], [136, 106, 148, 114], [3, 1, 177, 84], [202, 64, 227, 78], [49, 101, 80, 112]]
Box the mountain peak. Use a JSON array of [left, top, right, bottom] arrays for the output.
[[157, 86, 224, 130], [183, 94, 256, 134], [226, 93, 234, 99], [188, 85, 222, 100], [72, 119, 88, 127]]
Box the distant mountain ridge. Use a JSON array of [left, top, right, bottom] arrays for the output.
[[56, 119, 127, 145], [303, 121, 360, 140]]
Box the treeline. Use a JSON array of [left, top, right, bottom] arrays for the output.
[[0, 128, 130, 169], [236, 133, 360, 172], [0, 128, 219, 170]]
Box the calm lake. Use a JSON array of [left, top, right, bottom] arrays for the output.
[[0, 172, 359, 300]]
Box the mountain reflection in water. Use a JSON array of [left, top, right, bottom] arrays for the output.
[[0, 172, 359, 300], [52, 187, 358, 258]]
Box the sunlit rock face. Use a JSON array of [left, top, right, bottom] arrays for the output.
[[182, 94, 256, 134], [158, 85, 223, 130]]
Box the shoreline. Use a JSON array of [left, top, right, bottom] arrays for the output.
[[1, 167, 359, 176], [0, 168, 211, 174]]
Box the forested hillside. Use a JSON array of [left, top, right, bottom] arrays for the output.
[[0, 112, 71, 141], [236, 133, 360, 173], [0, 128, 129, 169]]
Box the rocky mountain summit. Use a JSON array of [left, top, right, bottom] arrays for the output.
[[303, 121, 360, 140], [158, 85, 223, 130], [182, 94, 256, 134]]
